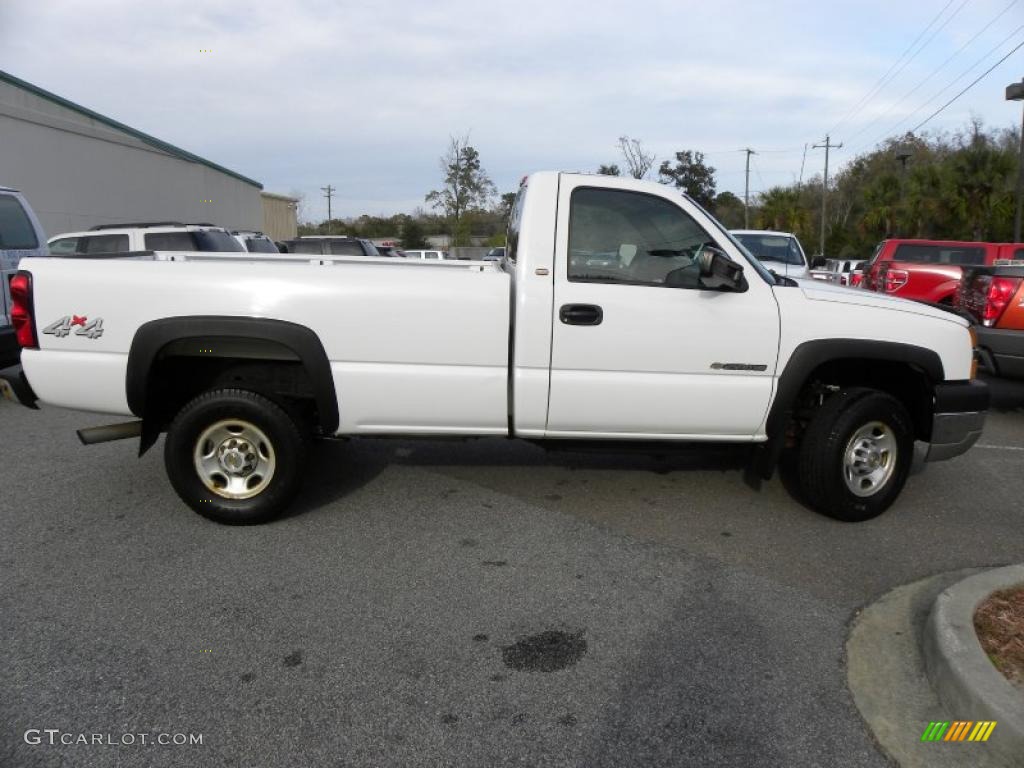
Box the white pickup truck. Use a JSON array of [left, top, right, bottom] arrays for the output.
[[1, 173, 988, 525]]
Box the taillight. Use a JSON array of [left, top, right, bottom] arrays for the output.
[[883, 269, 908, 293], [981, 277, 1021, 327], [9, 271, 37, 348]]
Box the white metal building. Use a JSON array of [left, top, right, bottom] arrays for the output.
[[0, 70, 264, 238]]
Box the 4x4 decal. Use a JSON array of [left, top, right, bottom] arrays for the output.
[[42, 315, 104, 339]]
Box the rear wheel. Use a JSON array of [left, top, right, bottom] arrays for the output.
[[797, 387, 914, 522], [164, 388, 306, 524]]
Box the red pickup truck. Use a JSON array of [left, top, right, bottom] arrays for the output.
[[957, 262, 1024, 379], [862, 239, 1024, 305]]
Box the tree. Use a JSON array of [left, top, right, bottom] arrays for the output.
[[658, 150, 717, 208], [400, 217, 428, 250], [949, 121, 1015, 240], [425, 134, 497, 246], [711, 191, 745, 229], [597, 164, 621, 176], [499, 192, 518, 220], [617, 136, 656, 179]]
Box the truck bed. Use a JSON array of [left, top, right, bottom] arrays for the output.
[[19, 253, 513, 435]]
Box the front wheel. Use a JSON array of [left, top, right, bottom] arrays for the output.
[[797, 388, 914, 522], [164, 388, 307, 524]]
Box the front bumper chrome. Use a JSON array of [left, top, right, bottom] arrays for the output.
[[923, 380, 989, 462], [925, 411, 985, 461]]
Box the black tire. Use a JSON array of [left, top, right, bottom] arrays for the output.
[[797, 387, 914, 522], [164, 388, 306, 524]]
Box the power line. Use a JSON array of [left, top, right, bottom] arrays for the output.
[[827, 0, 958, 135], [837, 0, 973, 137], [843, 0, 1013, 146], [905, 37, 1024, 134], [855, 25, 1024, 151]]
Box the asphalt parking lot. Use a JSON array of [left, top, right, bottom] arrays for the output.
[[2, 375, 1022, 768]]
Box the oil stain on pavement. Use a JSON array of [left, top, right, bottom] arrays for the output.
[[502, 630, 587, 672]]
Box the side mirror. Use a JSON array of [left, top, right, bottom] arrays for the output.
[[697, 247, 746, 291], [811, 256, 827, 269]]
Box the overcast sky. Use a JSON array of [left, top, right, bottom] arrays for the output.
[[2, 0, 1022, 221]]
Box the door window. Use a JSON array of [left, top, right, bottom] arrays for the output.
[[568, 187, 716, 289], [892, 244, 985, 265], [145, 232, 197, 251], [48, 237, 81, 254], [82, 234, 129, 253], [0, 195, 39, 249]]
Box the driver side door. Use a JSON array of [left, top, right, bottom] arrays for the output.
[[546, 180, 781, 438]]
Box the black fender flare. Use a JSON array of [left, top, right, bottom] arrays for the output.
[[751, 339, 944, 480], [126, 316, 339, 433]]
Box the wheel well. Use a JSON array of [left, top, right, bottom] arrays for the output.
[[792, 358, 934, 441], [143, 337, 321, 436]]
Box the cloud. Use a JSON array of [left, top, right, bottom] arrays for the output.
[[2, 0, 1020, 219]]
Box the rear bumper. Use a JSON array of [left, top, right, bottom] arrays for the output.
[[0, 326, 19, 369], [924, 380, 988, 462], [0, 364, 38, 409], [974, 326, 1024, 380]]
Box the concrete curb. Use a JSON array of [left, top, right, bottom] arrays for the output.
[[922, 564, 1024, 766]]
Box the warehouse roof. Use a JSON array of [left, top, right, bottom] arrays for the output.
[[0, 70, 262, 189]]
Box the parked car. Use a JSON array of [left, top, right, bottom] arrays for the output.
[[956, 261, 1024, 379], [861, 239, 1024, 305], [231, 230, 279, 253], [1, 172, 986, 526], [483, 247, 505, 261], [376, 245, 405, 257], [730, 230, 810, 279], [403, 249, 447, 260], [48, 223, 246, 255], [0, 186, 47, 367], [820, 257, 866, 286], [285, 236, 381, 257]]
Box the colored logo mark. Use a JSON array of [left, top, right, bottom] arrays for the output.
[[921, 721, 997, 742]]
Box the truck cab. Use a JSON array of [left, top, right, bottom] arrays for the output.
[[862, 239, 1024, 305]]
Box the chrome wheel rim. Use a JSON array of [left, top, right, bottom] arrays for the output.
[[843, 421, 897, 497], [193, 419, 276, 499]]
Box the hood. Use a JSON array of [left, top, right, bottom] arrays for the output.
[[797, 280, 968, 326]]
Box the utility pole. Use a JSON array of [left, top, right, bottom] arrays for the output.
[[742, 148, 756, 228], [812, 135, 842, 258], [1007, 80, 1024, 242], [895, 149, 912, 237], [320, 185, 335, 234]]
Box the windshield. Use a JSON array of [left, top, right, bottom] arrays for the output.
[[195, 230, 246, 252], [733, 234, 805, 266]]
